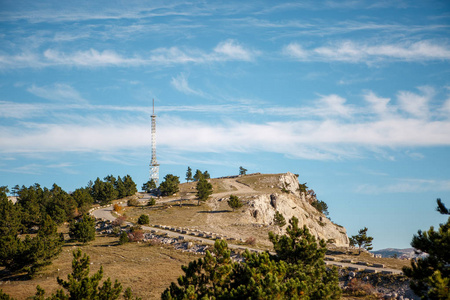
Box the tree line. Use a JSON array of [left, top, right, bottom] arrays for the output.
[[0, 174, 137, 278]]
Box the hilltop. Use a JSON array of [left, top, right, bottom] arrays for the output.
[[127, 172, 349, 249]]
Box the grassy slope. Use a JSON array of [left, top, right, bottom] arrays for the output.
[[0, 229, 197, 299]]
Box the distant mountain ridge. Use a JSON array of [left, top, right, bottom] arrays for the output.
[[371, 248, 427, 259]]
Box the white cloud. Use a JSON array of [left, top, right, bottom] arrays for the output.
[[170, 73, 205, 97], [314, 94, 354, 118], [282, 43, 309, 59], [356, 178, 450, 194], [0, 40, 258, 69], [43, 49, 144, 67], [2, 87, 450, 160], [397, 86, 434, 119], [27, 83, 87, 103], [284, 40, 450, 63], [0, 101, 45, 119], [213, 39, 256, 61], [363, 91, 392, 116], [2, 112, 450, 160]]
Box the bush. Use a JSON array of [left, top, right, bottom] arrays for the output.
[[113, 203, 123, 213], [127, 198, 139, 207], [245, 237, 256, 246], [119, 231, 129, 245], [128, 230, 144, 243], [147, 198, 156, 206], [112, 215, 126, 227], [227, 195, 243, 211], [137, 214, 149, 225], [344, 278, 375, 297]]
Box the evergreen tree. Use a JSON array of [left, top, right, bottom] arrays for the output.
[[21, 215, 64, 276], [185, 167, 193, 182], [69, 215, 96, 244], [50, 249, 122, 299], [311, 199, 329, 216], [159, 174, 180, 196], [137, 214, 149, 225], [349, 227, 373, 254], [273, 211, 286, 227], [123, 175, 137, 197], [193, 169, 203, 182], [71, 187, 94, 215], [142, 179, 156, 193], [239, 166, 247, 175], [45, 184, 76, 224], [11, 184, 20, 197], [115, 176, 127, 198], [17, 184, 44, 229], [91, 178, 118, 205], [203, 170, 210, 179], [163, 217, 341, 299], [227, 195, 243, 211], [0, 189, 23, 237], [0, 191, 63, 277], [0, 290, 16, 300], [403, 199, 450, 299], [196, 177, 212, 206]]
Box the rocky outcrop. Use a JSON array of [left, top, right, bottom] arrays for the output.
[[238, 172, 349, 247]]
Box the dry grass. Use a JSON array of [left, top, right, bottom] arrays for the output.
[[235, 173, 281, 193], [124, 199, 209, 229], [0, 230, 198, 300]]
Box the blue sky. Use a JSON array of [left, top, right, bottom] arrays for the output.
[[1, 0, 450, 250]]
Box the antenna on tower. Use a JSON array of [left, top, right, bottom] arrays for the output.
[[149, 99, 159, 186]]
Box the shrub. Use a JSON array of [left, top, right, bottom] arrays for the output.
[[273, 211, 286, 227], [128, 230, 144, 243], [112, 226, 121, 236], [127, 198, 139, 207], [344, 278, 375, 297], [137, 214, 149, 225], [245, 237, 256, 246], [227, 195, 243, 211], [119, 231, 129, 245], [113, 203, 123, 212], [112, 216, 126, 227], [147, 198, 156, 206]]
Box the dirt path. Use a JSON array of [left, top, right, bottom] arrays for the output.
[[212, 178, 258, 199]]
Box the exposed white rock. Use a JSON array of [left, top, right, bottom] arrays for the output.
[[239, 173, 349, 247]]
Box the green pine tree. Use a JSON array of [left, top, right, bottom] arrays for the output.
[[196, 177, 212, 206], [227, 195, 243, 211], [403, 199, 450, 299], [163, 217, 341, 299], [69, 215, 96, 244], [273, 211, 286, 227], [159, 174, 180, 196], [185, 167, 193, 182], [349, 227, 373, 254]]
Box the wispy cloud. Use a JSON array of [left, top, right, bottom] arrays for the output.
[[27, 83, 87, 103], [0, 40, 258, 69], [170, 73, 206, 97], [397, 86, 434, 119], [283, 40, 450, 63], [356, 178, 450, 194]]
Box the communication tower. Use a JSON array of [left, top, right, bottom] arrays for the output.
[[149, 99, 159, 186]]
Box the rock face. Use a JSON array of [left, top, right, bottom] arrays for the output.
[[238, 172, 349, 247]]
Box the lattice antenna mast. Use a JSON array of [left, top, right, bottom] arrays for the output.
[[149, 99, 159, 186]]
